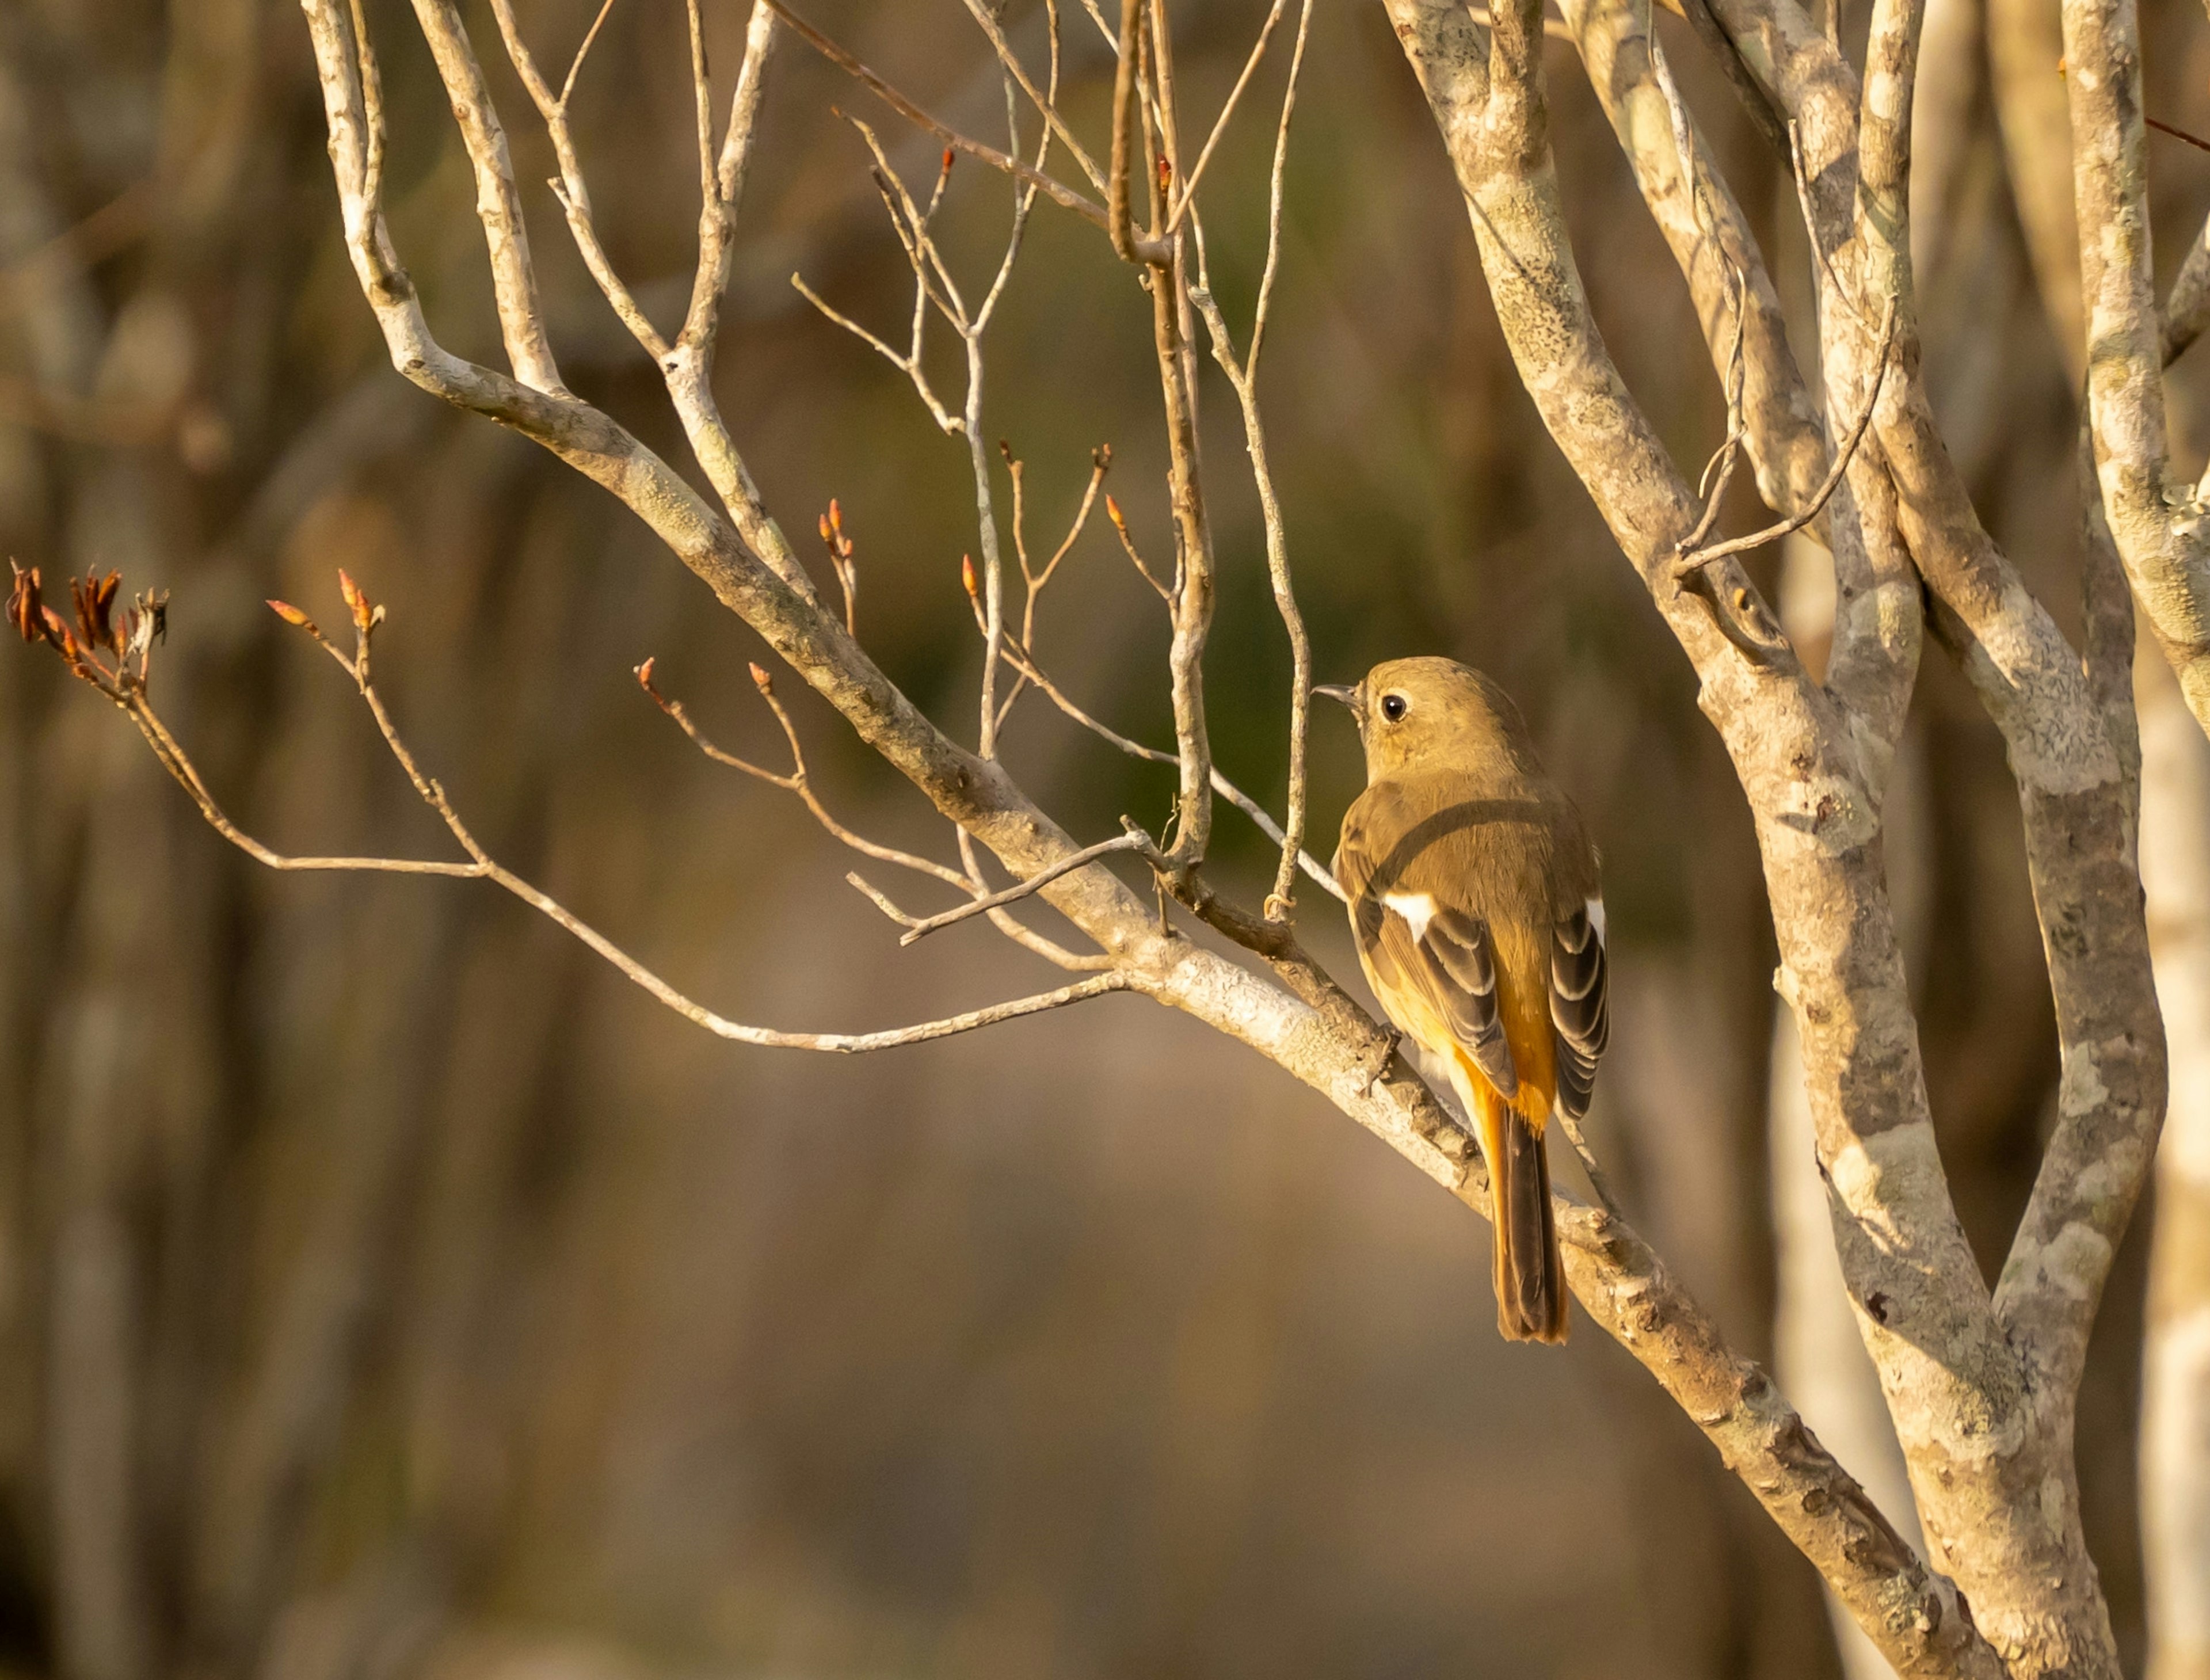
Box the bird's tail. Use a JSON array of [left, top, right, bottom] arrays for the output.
[[1474, 1086, 1568, 1344]]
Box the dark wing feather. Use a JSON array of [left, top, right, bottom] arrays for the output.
[[1420, 907, 1517, 1097], [1338, 806, 1519, 1099], [1550, 900, 1608, 1119]]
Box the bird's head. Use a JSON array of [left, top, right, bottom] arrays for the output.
[[1314, 656, 1538, 783]]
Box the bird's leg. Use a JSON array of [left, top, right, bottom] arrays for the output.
[[1359, 1027, 1402, 1094], [1554, 1108, 1624, 1220]]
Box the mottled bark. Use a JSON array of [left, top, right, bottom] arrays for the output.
[[1389, 0, 2167, 1670]]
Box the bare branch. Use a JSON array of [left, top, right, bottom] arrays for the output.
[[1561, 0, 1828, 521], [996, 635, 1342, 900], [1674, 293, 1897, 579], [1163, 0, 1286, 233], [637, 657, 969, 890], [864, 833, 1148, 946], [405, 0, 566, 394], [559, 0, 620, 104], [2059, 0, 2210, 734], [763, 0, 1112, 235], [956, 0, 1107, 192]]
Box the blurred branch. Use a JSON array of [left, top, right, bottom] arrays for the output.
[[1163, 0, 1286, 233], [763, 0, 1112, 233], [0, 176, 156, 317], [956, 0, 1106, 192], [1186, 0, 1314, 921]]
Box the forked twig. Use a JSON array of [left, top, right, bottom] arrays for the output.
[[638, 656, 964, 887], [1163, 0, 1287, 232], [19, 571, 1129, 1052], [638, 653, 1110, 972], [859, 832, 1147, 946], [1672, 294, 1899, 579], [761, 0, 1111, 234]]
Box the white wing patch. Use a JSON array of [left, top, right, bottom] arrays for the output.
[[1587, 897, 1607, 943], [1383, 891, 1439, 943]]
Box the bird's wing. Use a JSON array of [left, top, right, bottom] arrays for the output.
[[1338, 794, 1519, 1098], [1550, 895, 1608, 1122]]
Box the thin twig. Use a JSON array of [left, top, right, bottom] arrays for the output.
[[1247, 0, 1313, 375], [1676, 265, 1750, 557], [638, 658, 965, 887], [956, 0, 1107, 192], [1163, 0, 1287, 233], [559, 0, 621, 103], [791, 271, 961, 431], [2147, 115, 2210, 156], [1674, 294, 1898, 578], [1789, 120, 1869, 326], [993, 639, 1343, 900], [761, 0, 1112, 234], [1555, 1108, 1624, 1220], [98, 591, 1133, 1052], [862, 833, 1148, 945], [997, 443, 1110, 731]]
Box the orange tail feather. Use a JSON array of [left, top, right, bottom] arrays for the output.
[[1474, 1088, 1567, 1344]]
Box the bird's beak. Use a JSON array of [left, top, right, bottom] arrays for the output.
[[1312, 684, 1360, 713]]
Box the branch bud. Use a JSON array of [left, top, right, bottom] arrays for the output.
[[267, 599, 317, 634], [337, 568, 373, 634], [961, 554, 978, 599], [7, 562, 48, 646], [71, 571, 120, 652]]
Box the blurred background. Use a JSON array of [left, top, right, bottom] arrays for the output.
[[5, 0, 2209, 1675]]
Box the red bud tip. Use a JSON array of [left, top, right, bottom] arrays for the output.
[[268, 599, 312, 628], [818, 513, 833, 542], [961, 554, 977, 597], [748, 661, 773, 691], [1106, 495, 1126, 530], [7, 562, 41, 645], [337, 569, 373, 632], [828, 498, 843, 532], [635, 656, 657, 689], [941, 147, 955, 173]]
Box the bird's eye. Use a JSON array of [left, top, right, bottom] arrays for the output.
[[1380, 692, 1408, 722]]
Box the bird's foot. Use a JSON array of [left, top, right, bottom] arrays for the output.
[[1359, 1028, 1402, 1095]]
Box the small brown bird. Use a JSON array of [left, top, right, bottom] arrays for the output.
[[1319, 658, 1607, 1343]]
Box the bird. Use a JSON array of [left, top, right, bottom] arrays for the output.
[[1317, 658, 1607, 1343]]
